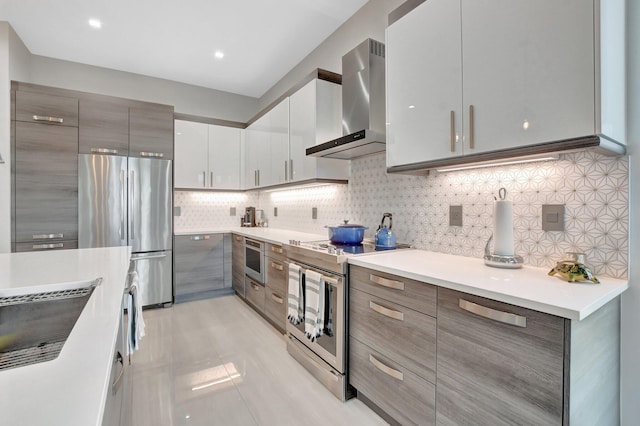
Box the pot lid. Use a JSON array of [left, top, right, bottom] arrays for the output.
[[328, 220, 367, 229]]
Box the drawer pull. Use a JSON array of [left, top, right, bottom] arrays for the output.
[[459, 299, 527, 328], [91, 147, 119, 155], [369, 301, 404, 321], [32, 243, 64, 250], [139, 151, 164, 158], [271, 261, 284, 271], [33, 233, 63, 240], [190, 235, 210, 241], [251, 283, 260, 291], [271, 246, 284, 254], [369, 354, 403, 381], [234, 235, 242, 241], [271, 293, 284, 304], [33, 115, 63, 123], [369, 274, 405, 291]]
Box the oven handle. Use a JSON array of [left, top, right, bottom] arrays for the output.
[[285, 261, 341, 288]]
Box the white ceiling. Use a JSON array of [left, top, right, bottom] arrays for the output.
[[0, 0, 369, 98]]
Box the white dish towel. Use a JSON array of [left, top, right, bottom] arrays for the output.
[[127, 271, 146, 355], [287, 263, 303, 325], [304, 269, 325, 342]]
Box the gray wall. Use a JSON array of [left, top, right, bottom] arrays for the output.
[[0, 22, 31, 253], [28, 55, 259, 121], [258, 0, 404, 109], [621, 0, 639, 421]]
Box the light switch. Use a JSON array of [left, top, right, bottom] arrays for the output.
[[274, 207, 278, 217], [230, 207, 236, 216], [174, 206, 181, 217], [542, 204, 565, 231]]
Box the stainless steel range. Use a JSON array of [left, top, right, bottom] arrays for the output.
[[283, 239, 411, 401]]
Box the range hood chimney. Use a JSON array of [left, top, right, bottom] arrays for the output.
[[306, 39, 386, 159]]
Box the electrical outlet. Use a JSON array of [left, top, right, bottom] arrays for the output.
[[230, 207, 236, 216], [449, 205, 463, 227], [312, 207, 318, 219], [274, 207, 278, 217], [173, 206, 181, 217], [542, 204, 565, 231]]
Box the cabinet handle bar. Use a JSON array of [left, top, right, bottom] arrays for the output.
[[271, 246, 283, 254], [140, 152, 164, 158], [271, 293, 284, 304], [450, 110, 455, 152], [469, 104, 475, 150], [271, 262, 284, 271], [32, 233, 63, 240], [33, 115, 63, 123], [32, 243, 64, 249], [459, 298, 527, 328], [91, 148, 119, 154], [369, 354, 404, 381], [369, 274, 405, 290], [369, 301, 404, 321]]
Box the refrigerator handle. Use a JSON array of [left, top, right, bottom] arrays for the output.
[[130, 170, 135, 241], [120, 170, 126, 241]]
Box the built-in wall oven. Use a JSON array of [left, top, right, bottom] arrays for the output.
[[244, 238, 265, 284]]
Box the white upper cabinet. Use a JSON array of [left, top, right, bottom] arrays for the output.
[[386, 0, 626, 170], [386, 0, 462, 168], [174, 120, 209, 188], [175, 120, 241, 189], [208, 125, 241, 189], [289, 79, 348, 182], [244, 76, 347, 189]]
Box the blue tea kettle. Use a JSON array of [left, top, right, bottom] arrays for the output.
[[375, 213, 397, 250]]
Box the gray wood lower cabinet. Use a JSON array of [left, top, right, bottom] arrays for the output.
[[245, 277, 265, 312], [436, 288, 566, 425], [231, 234, 245, 298], [264, 243, 286, 331], [349, 265, 437, 425], [173, 233, 232, 303], [349, 265, 621, 426]]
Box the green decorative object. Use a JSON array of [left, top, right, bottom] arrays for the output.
[[548, 252, 600, 284]]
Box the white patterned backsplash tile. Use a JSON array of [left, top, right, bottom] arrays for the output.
[[174, 150, 629, 279], [174, 191, 259, 230]]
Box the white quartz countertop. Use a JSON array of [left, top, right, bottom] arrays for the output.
[[348, 250, 628, 321], [0, 247, 132, 426], [174, 227, 326, 245]]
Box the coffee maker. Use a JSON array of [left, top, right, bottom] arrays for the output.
[[242, 207, 256, 227]]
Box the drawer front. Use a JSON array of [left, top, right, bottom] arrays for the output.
[[245, 279, 265, 312], [350, 337, 435, 426], [350, 265, 437, 317], [232, 234, 245, 297], [266, 258, 286, 294], [264, 286, 286, 329], [173, 234, 225, 296], [266, 243, 285, 262], [436, 288, 566, 425], [350, 287, 436, 384], [14, 240, 78, 252], [16, 90, 79, 127]]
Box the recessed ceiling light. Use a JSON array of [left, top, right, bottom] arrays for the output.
[[88, 19, 102, 29], [214, 51, 225, 59]]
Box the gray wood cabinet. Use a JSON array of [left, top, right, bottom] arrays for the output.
[[15, 90, 78, 127], [79, 95, 129, 155], [245, 277, 265, 312], [13, 121, 78, 248], [349, 265, 437, 425], [129, 105, 174, 160], [437, 288, 566, 425], [231, 234, 245, 298], [173, 233, 232, 303], [264, 243, 286, 331]]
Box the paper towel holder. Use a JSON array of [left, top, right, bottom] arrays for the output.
[[483, 234, 523, 269]]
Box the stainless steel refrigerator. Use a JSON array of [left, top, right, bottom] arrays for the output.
[[78, 154, 173, 307]]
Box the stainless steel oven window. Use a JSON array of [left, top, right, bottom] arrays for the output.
[[244, 238, 264, 283]]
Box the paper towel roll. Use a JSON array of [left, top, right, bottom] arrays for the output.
[[493, 200, 514, 256]]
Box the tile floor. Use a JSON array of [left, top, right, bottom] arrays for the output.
[[127, 295, 387, 425]]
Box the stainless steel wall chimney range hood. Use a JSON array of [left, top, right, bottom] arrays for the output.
[[306, 39, 386, 159]]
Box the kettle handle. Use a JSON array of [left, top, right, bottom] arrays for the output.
[[378, 213, 393, 230]]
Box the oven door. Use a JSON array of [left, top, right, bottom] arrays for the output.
[[244, 238, 264, 283], [286, 264, 344, 374]]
